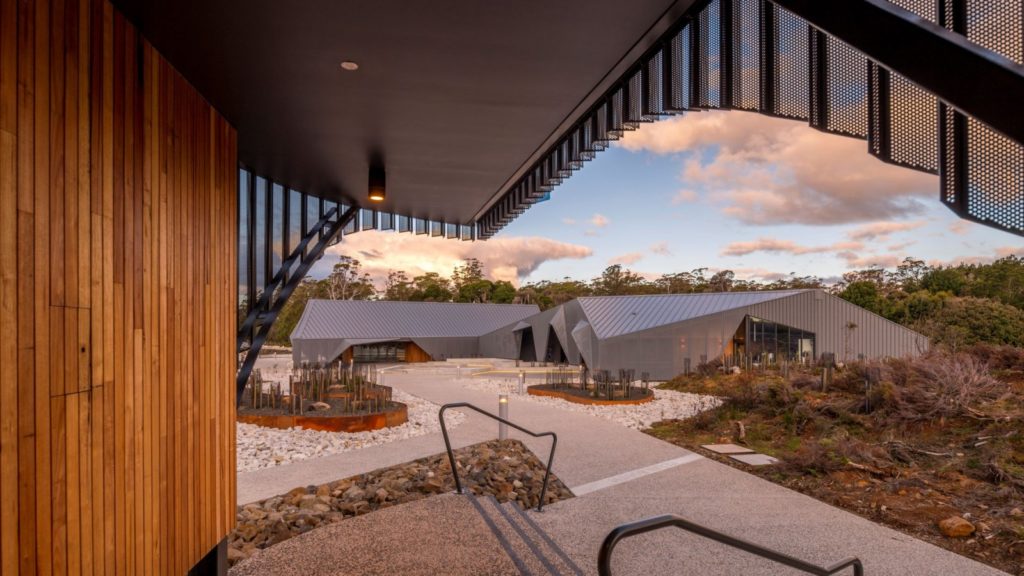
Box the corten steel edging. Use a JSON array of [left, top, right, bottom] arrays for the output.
[[771, 0, 1024, 147], [527, 387, 655, 406], [438, 402, 558, 512], [597, 514, 864, 576], [237, 402, 408, 433]]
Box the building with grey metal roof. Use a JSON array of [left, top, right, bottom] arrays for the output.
[[479, 289, 929, 380], [290, 300, 541, 364], [293, 290, 927, 380]]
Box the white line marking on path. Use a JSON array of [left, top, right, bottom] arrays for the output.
[[570, 453, 705, 496]]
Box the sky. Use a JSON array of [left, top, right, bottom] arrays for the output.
[[319, 110, 1023, 287]]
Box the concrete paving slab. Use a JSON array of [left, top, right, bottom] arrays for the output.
[[701, 443, 755, 454], [229, 494, 519, 576], [528, 458, 1007, 576], [729, 453, 780, 466]]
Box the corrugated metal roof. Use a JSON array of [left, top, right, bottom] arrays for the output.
[[291, 300, 541, 341], [577, 290, 811, 339]]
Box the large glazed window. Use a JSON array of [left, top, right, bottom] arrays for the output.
[[743, 316, 815, 364]]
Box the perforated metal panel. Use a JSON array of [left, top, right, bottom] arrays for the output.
[[773, 6, 810, 119], [698, 0, 722, 108], [888, 0, 938, 21], [667, 30, 687, 111], [825, 38, 868, 137], [889, 74, 940, 172], [949, 0, 1024, 232], [733, 0, 761, 110]]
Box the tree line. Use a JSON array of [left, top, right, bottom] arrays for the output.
[[262, 254, 1024, 348]]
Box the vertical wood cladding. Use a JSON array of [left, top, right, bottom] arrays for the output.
[[0, 0, 238, 573]]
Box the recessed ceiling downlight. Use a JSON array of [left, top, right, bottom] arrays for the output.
[[340, 61, 359, 71]]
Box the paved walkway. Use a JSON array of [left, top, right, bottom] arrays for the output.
[[235, 362, 1008, 575]]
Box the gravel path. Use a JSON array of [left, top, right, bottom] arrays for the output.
[[236, 388, 465, 472], [458, 377, 719, 430]]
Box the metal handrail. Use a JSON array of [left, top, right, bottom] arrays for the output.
[[438, 402, 558, 512], [597, 514, 864, 576]]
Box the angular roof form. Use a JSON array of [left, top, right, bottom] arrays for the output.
[[291, 300, 541, 341], [576, 290, 810, 339]]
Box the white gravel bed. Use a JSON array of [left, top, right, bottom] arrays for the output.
[[236, 388, 465, 472], [459, 378, 719, 430]]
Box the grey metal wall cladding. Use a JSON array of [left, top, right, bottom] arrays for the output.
[[411, 337, 482, 361], [290, 300, 539, 364], [744, 290, 929, 361], [571, 320, 598, 367], [291, 300, 540, 340], [549, 306, 581, 364], [576, 290, 810, 339], [591, 289, 928, 380], [292, 337, 398, 364], [527, 307, 560, 360]]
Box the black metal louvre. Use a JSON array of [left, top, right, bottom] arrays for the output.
[[479, 0, 1024, 239]]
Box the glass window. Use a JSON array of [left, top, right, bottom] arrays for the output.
[[288, 189, 303, 254], [271, 183, 285, 280], [254, 176, 267, 296], [238, 169, 250, 322]]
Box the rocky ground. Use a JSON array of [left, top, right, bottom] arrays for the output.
[[460, 377, 718, 430], [229, 439, 574, 567], [236, 388, 466, 471], [649, 351, 1024, 575]]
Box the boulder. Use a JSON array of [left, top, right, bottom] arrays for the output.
[[938, 516, 975, 538]]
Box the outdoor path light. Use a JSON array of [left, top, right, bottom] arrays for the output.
[[498, 394, 509, 440]]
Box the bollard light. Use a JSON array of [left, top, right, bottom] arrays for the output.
[[518, 370, 525, 395], [498, 394, 509, 440]]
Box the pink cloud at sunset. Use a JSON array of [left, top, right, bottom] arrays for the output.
[[619, 111, 938, 225], [317, 231, 592, 287]]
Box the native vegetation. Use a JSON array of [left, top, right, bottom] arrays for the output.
[[649, 345, 1024, 574]]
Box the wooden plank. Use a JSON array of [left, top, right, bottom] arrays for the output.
[[50, 394, 67, 576], [16, 0, 38, 571], [1, 3, 240, 570], [0, 0, 20, 567], [33, 1, 54, 573]]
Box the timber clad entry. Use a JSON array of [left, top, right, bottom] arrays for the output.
[[0, 0, 238, 573]]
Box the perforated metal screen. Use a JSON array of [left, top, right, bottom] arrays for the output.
[[478, 0, 1024, 238], [772, 6, 810, 119]]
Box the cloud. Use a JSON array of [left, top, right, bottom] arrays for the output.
[[590, 213, 610, 228], [671, 189, 699, 204], [846, 221, 925, 241], [726, 267, 792, 282], [561, 217, 577, 225], [837, 252, 903, 269], [619, 111, 937, 225], [314, 231, 592, 287], [996, 246, 1024, 258], [650, 241, 672, 256], [720, 237, 863, 257], [886, 241, 917, 252], [608, 252, 644, 266], [949, 220, 973, 235]]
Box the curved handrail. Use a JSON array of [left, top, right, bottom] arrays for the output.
[[438, 402, 558, 512], [597, 514, 864, 576]]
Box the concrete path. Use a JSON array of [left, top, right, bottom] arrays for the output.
[[237, 364, 689, 503], [235, 362, 1008, 575]]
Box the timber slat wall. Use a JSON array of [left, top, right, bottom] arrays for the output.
[[0, 0, 238, 573]]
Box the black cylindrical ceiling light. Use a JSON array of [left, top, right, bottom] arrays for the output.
[[368, 164, 386, 202]]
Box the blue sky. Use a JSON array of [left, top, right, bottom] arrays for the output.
[[329, 111, 1022, 286]]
